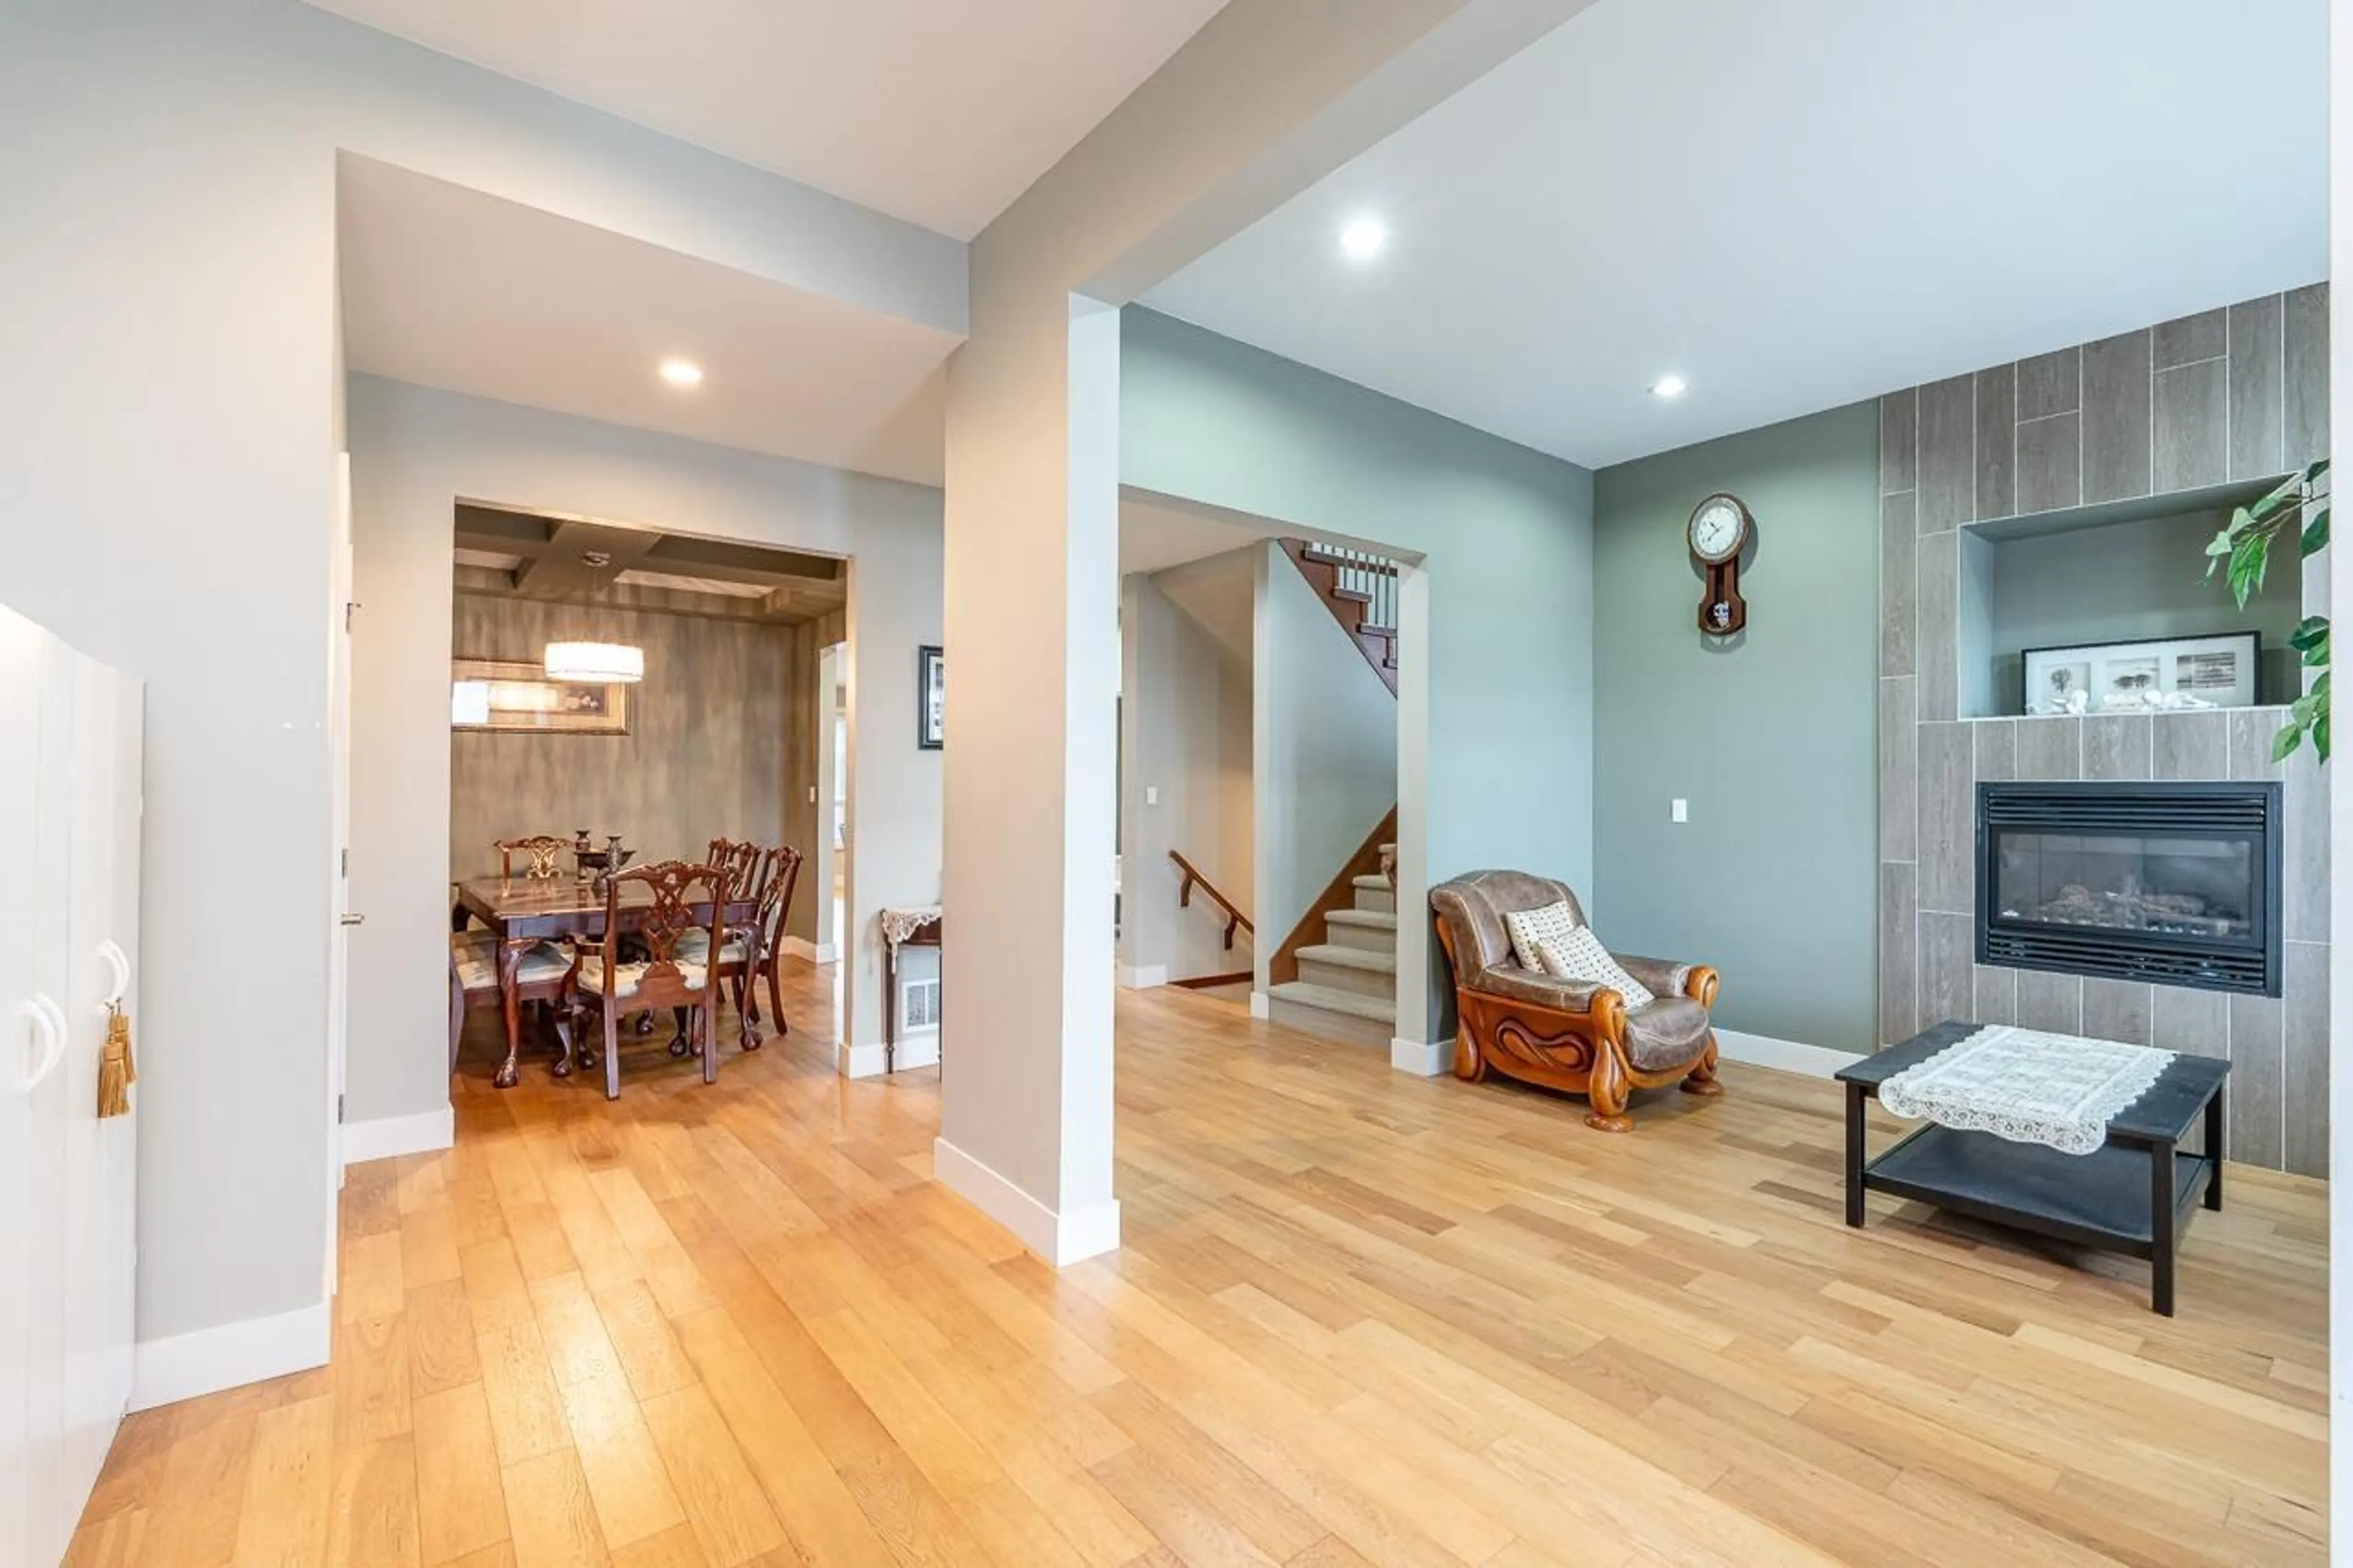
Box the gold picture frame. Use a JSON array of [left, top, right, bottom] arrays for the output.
[[451, 657, 632, 736]]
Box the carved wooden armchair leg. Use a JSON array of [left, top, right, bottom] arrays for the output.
[[1585, 1040, 1635, 1134], [1452, 1031, 1489, 1081], [1681, 1038, 1724, 1097]]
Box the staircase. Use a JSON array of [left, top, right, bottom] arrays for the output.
[[1267, 843, 1398, 1048], [1278, 540, 1399, 694]]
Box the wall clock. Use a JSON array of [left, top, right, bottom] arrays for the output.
[[1687, 491, 1753, 635]]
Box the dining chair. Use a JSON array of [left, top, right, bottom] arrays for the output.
[[742, 844, 804, 1047], [494, 834, 572, 882], [681, 839, 800, 1049], [447, 930, 574, 1073], [563, 859, 726, 1100]]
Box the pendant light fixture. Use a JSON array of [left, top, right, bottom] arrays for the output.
[[544, 641, 645, 683]]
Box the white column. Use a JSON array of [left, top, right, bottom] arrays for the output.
[[934, 289, 1121, 1263], [1116, 574, 1170, 990]]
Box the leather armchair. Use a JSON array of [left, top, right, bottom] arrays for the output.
[[1431, 871, 1722, 1132]]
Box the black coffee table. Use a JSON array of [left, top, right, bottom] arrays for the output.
[[1838, 1020, 2229, 1315]]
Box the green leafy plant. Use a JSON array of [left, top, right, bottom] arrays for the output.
[[2206, 458, 2331, 762]]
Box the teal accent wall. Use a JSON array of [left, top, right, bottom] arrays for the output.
[[1591, 403, 1881, 1052], [1121, 308, 1594, 1043]]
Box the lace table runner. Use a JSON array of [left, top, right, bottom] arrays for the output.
[[879, 904, 942, 947], [1879, 1025, 2177, 1156]]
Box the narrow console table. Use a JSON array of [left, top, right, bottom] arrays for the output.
[[879, 906, 942, 1072], [1838, 1021, 2228, 1315]]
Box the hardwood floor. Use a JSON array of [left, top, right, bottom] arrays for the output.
[[72, 968, 2327, 1566]]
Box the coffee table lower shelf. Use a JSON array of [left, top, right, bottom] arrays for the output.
[[1862, 1125, 2213, 1251]]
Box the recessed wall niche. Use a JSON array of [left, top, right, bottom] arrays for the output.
[[1954, 477, 2303, 719]]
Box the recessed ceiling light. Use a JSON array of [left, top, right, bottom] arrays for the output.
[[659, 358, 703, 387], [1338, 216, 1389, 263], [1650, 374, 1688, 400]]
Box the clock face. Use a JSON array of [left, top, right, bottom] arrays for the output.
[[1688, 494, 1748, 563]]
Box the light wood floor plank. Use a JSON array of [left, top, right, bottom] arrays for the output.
[[78, 974, 2327, 1567]]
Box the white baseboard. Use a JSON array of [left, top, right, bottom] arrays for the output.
[[933, 1137, 1120, 1266], [341, 1105, 453, 1167], [838, 1032, 940, 1078], [1248, 990, 1270, 1020], [1390, 1037, 1450, 1077], [785, 937, 838, 963], [1713, 1028, 1855, 1080], [1118, 964, 1168, 990], [132, 1299, 331, 1412]]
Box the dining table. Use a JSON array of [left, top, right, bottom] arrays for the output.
[[455, 873, 759, 1088]]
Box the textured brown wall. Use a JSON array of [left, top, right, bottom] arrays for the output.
[[449, 594, 805, 891]]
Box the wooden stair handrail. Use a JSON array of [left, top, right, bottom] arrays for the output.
[[1169, 851, 1253, 951], [1278, 539, 1400, 695]]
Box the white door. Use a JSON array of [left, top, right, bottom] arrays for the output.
[[57, 655, 113, 1524], [0, 608, 50, 1568], [20, 630, 74, 1568], [102, 682, 142, 1431], [326, 452, 354, 1293]]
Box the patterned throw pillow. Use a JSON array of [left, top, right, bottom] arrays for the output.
[[1502, 900, 1581, 972], [1535, 928, 1657, 1009]]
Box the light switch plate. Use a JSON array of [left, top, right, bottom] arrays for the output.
[[1146, 786, 1160, 806], [1671, 798, 1688, 823]]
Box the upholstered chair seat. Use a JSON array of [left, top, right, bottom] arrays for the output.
[[1431, 870, 1724, 1132], [577, 955, 707, 1000], [673, 929, 750, 966], [451, 933, 570, 995], [1620, 995, 1712, 1070]]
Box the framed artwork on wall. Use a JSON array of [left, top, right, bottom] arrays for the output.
[[451, 657, 632, 735], [2021, 632, 2259, 716], [918, 644, 945, 749]]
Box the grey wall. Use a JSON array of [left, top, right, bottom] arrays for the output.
[[1120, 308, 1594, 1044], [1117, 567, 1255, 985], [0, 0, 958, 1358], [1591, 403, 1882, 1051], [448, 593, 795, 884], [1982, 508, 2302, 712], [1254, 542, 1398, 987]]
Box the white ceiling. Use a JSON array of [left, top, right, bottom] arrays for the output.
[[304, 0, 1229, 240], [1145, 0, 2331, 471], [339, 156, 957, 485]]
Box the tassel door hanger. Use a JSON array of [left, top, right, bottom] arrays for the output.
[[97, 1003, 134, 1118]]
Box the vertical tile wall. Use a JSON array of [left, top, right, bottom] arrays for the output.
[[1876, 285, 2330, 1175]]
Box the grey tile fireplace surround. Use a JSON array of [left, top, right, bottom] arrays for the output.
[[1876, 285, 2331, 1176]]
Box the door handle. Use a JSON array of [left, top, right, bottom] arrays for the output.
[[18, 994, 64, 1094], [97, 939, 130, 1010], [341, 913, 366, 927]]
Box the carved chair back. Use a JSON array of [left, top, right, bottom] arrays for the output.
[[599, 859, 724, 1010], [494, 834, 571, 882], [754, 844, 804, 961], [705, 837, 763, 906]]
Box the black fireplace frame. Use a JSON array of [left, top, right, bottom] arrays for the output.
[[1974, 780, 2283, 998]]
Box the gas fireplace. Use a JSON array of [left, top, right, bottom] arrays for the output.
[[1976, 781, 2281, 997]]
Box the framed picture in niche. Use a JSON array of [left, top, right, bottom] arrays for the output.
[[2021, 632, 2259, 716], [451, 657, 632, 736], [917, 644, 945, 749]]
